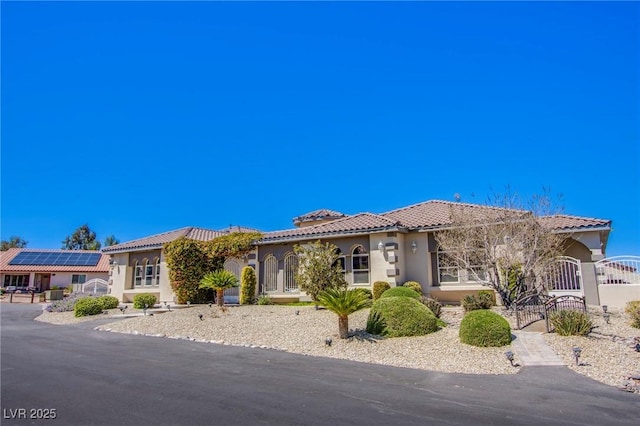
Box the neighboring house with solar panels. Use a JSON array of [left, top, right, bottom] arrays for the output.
[[257, 201, 613, 305], [102, 226, 259, 304], [0, 248, 109, 292]]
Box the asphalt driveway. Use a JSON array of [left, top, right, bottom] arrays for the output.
[[1, 303, 638, 425]]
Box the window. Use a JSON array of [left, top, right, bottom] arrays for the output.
[[437, 250, 486, 284], [3, 274, 30, 288], [155, 258, 161, 286], [134, 261, 143, 287], [284, 252, 299, 292], [71, 274, 87, 285], [333, 248, 346, 279], [263, 254, 278, 292], [351, 245, 369, 284], [144, 260, 154, 286]]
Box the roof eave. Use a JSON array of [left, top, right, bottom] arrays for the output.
[[260, 226, 407, 245]]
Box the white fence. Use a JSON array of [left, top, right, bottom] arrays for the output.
[[594, 256, 640, 307], [73, 278, 109, 295]]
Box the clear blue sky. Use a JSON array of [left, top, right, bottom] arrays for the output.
[[1, 1, 638, 256]]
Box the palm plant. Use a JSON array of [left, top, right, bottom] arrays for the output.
[[199, 270, 239, 307], [317, 288, 371, 339]]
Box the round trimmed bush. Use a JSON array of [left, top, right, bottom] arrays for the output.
[[372, 281, 391, 300], [133, 293, 157, 309], [402, 281, 423, 295], [98, 295, 119, 310], [459, 310, 512, 347], [74, 297, 104, 317], [366, 296, 438, 337], [380, 286, 421, 300]]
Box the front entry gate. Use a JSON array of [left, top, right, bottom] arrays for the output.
[[515, 294, 586, 332], [543, 256, 583, 297]]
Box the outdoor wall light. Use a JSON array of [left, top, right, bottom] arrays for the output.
[[378, 241, 385, 252], [325, 337, 332, 347], [603, 312, 610, 324], [411, 241, 417, 254], [602, 305, 608, 313], [572, 346, 582, 366], [505, 351, 515, 366]]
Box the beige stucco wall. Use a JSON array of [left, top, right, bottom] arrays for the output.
[[597, 284, 640, 308], [402, 232, 431, 294]]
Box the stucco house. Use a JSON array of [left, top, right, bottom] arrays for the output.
[[102, 226, 258, 303], [102, 199, 621, 306], [0, 248, 110, 292], [258, 200, 612, 305]]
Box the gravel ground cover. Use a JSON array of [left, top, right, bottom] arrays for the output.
[[36, 303, 640, 393]]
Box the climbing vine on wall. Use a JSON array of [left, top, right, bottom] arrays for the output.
[[164, 232, 262, 304]]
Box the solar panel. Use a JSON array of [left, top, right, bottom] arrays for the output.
[[8, 251, 102, 266]]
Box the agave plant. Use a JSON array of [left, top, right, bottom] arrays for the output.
[[199, 270, 239, 307], [317, 288, 371, 339]]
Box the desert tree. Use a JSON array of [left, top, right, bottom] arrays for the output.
[[0, 236, 28, 251], [103, 235, 120, 247], [62, 224, 101, 250], [434, 189, 566, 308], [293, 240, 348, 301]]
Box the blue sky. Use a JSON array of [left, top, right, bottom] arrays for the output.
[[1, 1, 638, 256]]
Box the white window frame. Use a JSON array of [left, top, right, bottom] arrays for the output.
[[144, 259, 154, 286], [437, 249, 487, 284], [4, 274, 30, 288], [351, 245, 369, 285], [154, 258, 161, 286], [134, 261, 143, 287]]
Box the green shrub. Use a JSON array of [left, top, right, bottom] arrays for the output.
[[549, 310, 593, 336], [477, 290, 496, 306], [74, 297, 104, 317], [356, 288, 373, 300], [98, 295, 119, 310], [422, 297, 442, 318], [256, 294, 273, 305], [625, 300, 640, 328], [133, 293, 157, 310], [372, 281, 391, 301], [240, 266, 257, 305], [402, 281, 423, 295], [366, 296, 438, 337], [380, 286, 421, 300], [461, 292, 494, 312], [459, 310, 512, 347]]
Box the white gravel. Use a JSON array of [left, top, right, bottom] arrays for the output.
[[36, 304, 640, 393]]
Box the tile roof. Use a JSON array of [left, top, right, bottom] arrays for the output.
[[263, 213, 402, 243], [0, 248, 110, 273], [293, 209, 346, 226], [101, 227, 228, 253], [539, 215, 611, 231], [381, 200, 524, 229]]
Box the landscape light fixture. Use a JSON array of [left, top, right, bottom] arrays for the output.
[[167, 304, 171, 312], [325, 338, 332, 347], [295, 310, 300, 316], [119, 306, 127, 315], [411, 241, 417, 254], [198, 314, 204, 321], [572, 347, 582, 366], [187, 301, 191, 307], [378, 241, 385, 252], [603, 312, 610, 324], [635, 343, 640, 353], [505, 351, 515, 367], [602, 305, 608, 313]]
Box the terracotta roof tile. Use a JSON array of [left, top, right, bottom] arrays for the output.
[[263, 213, 401, 242], [102, 227, 227, 253], [293, 209, 346, 225], [381, 200, 522, 229], [539, 215, 611, 231], [0, 248, 110, 273]]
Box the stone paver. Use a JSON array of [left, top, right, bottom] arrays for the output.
[[512, 331, 565, 366]]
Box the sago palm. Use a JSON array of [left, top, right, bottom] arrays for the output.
[[200, 270, 239, 307], [317, 288, 371, 339]]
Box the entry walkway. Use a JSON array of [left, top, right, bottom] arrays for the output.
[[511, 330, 565, 366]]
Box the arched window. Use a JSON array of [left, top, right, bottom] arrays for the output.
[[144, 259, 154, 286], [284, 252, 299, 293], [154, 258, 161, 286], [264, 254, 278, 292], [134, 261, 143, 287], [352, 245, 369, 284]]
